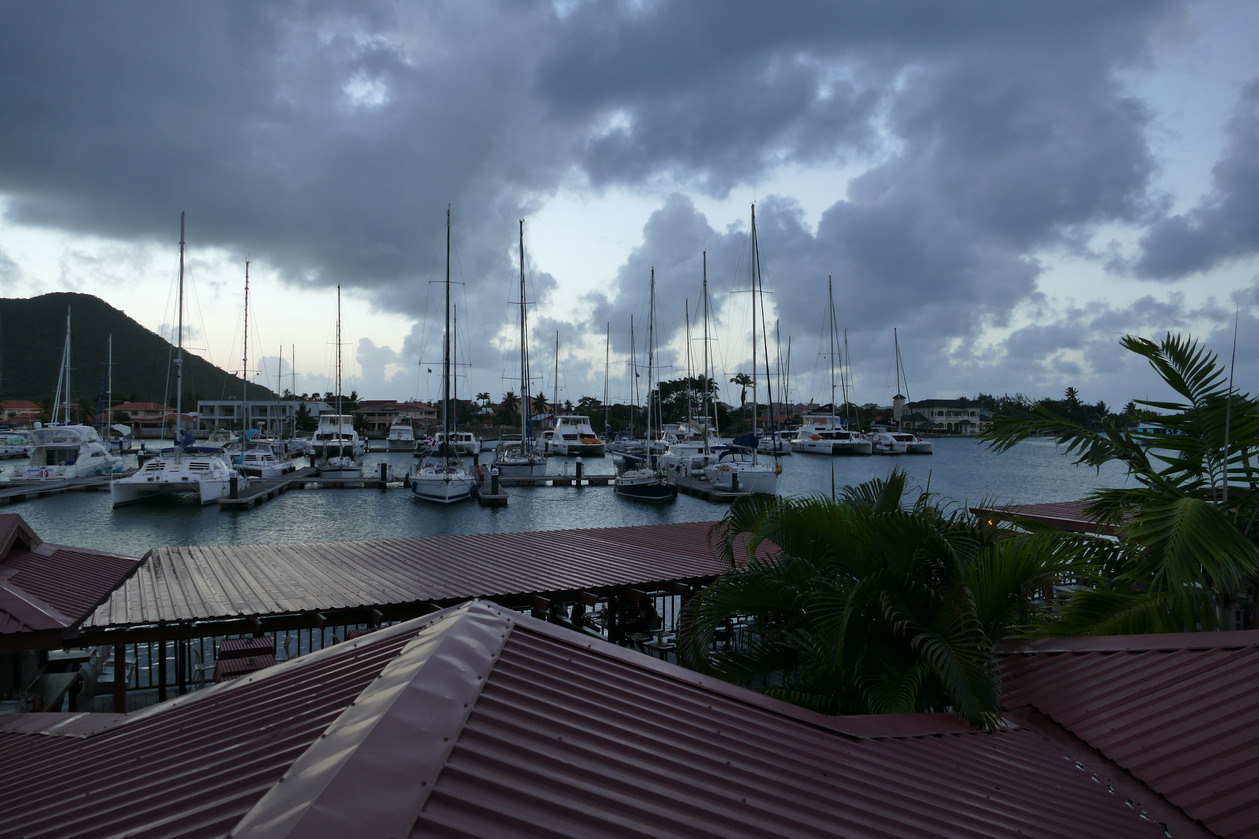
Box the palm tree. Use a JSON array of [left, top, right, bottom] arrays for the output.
[[532, 392, 550, 418], [678, 471, 1087, 728], [499, 391, 520, 426], [981, 333, 1259, 634]]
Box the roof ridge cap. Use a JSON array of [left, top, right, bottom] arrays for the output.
[[230, 600, 515, 839]]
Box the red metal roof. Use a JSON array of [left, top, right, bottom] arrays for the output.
[[0, 515, 141, 642], [1000, 631, 1259, 839], [85, 520, 741, 630], [0, 603, 1217, 838], [971, 500, 1119, 536]]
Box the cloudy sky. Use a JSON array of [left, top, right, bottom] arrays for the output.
[[2, 0, 1256, 413]]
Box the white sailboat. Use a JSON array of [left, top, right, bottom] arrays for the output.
[[658, 255, 723, 481], [23, 307, 124, 480], [870, 328, 933, 455], [410, 207, 477, 504], [232, 261, 296, 478], [704, 206, 780, 495], [111, 213, 247, 506], [491, 219, 546, 478], [614, 268, 676, 502], [314, 286, 364, 477], [792, 276, 872, 456]]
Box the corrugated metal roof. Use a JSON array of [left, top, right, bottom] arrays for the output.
[[1000, 631, 1259, 839], [85, 520, 739, 630], [0, 514, 141, 639], [970, 500, 1119, 536], [0, 603, 1214, 838]]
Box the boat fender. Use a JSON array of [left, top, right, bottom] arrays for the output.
[[775, 463, 783, 475]]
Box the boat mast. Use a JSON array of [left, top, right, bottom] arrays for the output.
[[628, 315, 637, 436], [335, 284, 343, 458], [828, 275, 837, 424], [442, 207, 452, 452], [552, 330, 559, 420], [242, 260, 250, 437], [753, 206, 776, 464], [702, 252, 712, 452], [647, 268, 656, 465], [603, 322, 610, 436], [518, 219, 531, 452], [175, 212, 186, 456]]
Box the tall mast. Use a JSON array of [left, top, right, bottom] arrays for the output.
[[647, 268, 656, 464], [552, 330, 559, 418], [628, 315, 637, 434], [828, 275, 836, 422], [335, 284, 343, 434], [750, 205, 758, 439], [175, 213, 185, 448], [603, 322, 610, 435], [242, 260, 250, 435], [442, 207, 452, 443], [702, 252, 712, 450], [518, 219, 531, 448]]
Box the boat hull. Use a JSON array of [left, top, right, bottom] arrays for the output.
[[613, 471, 677, 502]]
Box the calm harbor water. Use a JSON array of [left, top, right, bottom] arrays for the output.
[[5, 436, 1131, 558]]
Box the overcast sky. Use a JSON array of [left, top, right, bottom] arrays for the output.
[[2, 1, 1256, 413]]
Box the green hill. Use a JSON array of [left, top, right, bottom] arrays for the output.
[[0, 292, 271, 408]]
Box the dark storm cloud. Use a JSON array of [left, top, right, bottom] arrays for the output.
[[1136, 80, 1259, 279], [0, 0, 1225, 404]]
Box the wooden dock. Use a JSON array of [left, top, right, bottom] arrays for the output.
[[0, 473, 123, 506], [498, 475, 615, 488], [218, 466, 395, 510], [672, 475, 752, 502]]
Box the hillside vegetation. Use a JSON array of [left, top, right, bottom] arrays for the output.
[[0, 292, 268, 406]]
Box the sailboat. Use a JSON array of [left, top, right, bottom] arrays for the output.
[[490, 220, 546, 478], [410, 207, 477, 504], [234, 261, 297, 479], [869, 328, 933, 455], [703, 205, 780, 494], [312, 286, 365, 476], [614, 268, 676, 501], [792, 276, 872, 455], [658, 254, 723, 480], [23, 306, 124, 481], [111, 213, 247, 506]]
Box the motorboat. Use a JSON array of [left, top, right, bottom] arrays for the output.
[[869, 429, 933, 455], [757, 428, 794, 457], [544, 415, 605, 457], [383, 416, 417, 451], [791, 415, 872, 456], [423, 429, 481, 456], [703, 445, 781, 495], [22, 424, 124, 480], [311, 412, 365, 466], [0, 430, 33, 458], [234, 432, 298, 479]]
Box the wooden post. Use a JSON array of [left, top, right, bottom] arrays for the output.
[[157, 639, 168, 702], [112, 643, 126, 713]]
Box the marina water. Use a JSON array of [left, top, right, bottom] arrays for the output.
[[6, 436, 1131, 558]]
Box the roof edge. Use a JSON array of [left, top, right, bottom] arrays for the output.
[[230, 600, 515, 839], [998, 628, 1259, 654]]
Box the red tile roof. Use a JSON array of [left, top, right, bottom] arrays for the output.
[[0, 515, 141, 647], [0, 603, 1222, 838]]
